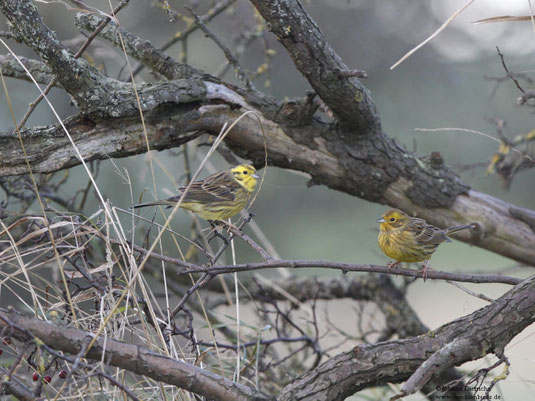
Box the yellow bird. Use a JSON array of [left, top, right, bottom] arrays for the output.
[[377, 209, 474, 278], [132, 164, 259, 221]]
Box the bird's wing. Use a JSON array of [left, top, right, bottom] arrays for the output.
[[171, 171, 239, 203], [409, 218, 448, 244]]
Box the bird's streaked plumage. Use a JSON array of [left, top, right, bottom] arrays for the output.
[[377, 208, 474, 278], [132, 164, 259, 221]]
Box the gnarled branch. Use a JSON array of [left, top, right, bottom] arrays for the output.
[[0, 309, 269, 401], [276, 275, 535, 400]]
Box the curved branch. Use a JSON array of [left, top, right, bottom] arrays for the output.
[[0, 0, 118, 115], [250, 0, 380, 131], [276, 275, 535, 400], [0, 77, 533, 266], [0, 54, 57, 86], [0, 309, 269, 401], [74, 12, 199, 80]]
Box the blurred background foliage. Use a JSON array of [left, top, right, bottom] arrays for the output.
[[1, 0, 534, 399]]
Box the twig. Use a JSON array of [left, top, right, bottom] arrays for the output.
[[168, 215, 260, 320], [197, 335, 313, 350], [12, 0, 130, 130], [466, 352, 509, 394], [208, 213, 256, 267], [226, 220, 273, 261], [516, 89, 535, 106], [0, 31, 16, 40], [169, 272, 213, 319], [339, 69, 368, 78], [130, 0, 237, 79], [178, 259, 523, 286], [496, 46, 525, 94], [185, 4, 254, 91], [90, 371, 141, 401], [446, 281, 494, 302]]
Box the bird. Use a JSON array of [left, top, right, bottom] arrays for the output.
[[377, 208, 474, 279], [132, 164, 259, 221]]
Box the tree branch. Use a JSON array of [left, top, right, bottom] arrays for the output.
[[0, 0, 534, 267], [250, 0, 379, 131], [276, 275, 535, 400], [0, 0, 118, 115], [74, 12, 199, 80], [178, 259, 522, 286], [0, 309, 269, 401], [0, 54, 57, 86]]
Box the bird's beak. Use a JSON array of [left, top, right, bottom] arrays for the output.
[[376, 217, 386, 223], [252, 173, 260, 179]]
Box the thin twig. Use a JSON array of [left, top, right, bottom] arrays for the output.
[[197, 335, 312, 350], [130, 0, 237, 79], [446, 281, 494, 302], [496, 46, 525, 94], [13, 0, 129, 130], [226, 219, 273, 261], [185, 4, 254, 91], [179, 260, 523, 286]]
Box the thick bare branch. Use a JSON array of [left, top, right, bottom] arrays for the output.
[[250, 0, 380, 131], [0, 0, 119, 115], [276, 275, 535, 400], [0, 309, 269, 401], [0, 101, 204, 176], [0, 54, 57, 86], [74, 12, 199, 80], [0, 79, 533, 266]]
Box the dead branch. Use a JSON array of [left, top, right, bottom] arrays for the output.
[[276, 275, 535, 400], [177, 259, 522, 286], [0, 309, 269, 401]]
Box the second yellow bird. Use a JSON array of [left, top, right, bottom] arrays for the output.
[[377, 209, 474, 278]]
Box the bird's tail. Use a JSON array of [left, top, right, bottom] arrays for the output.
[[445, 224, 475, 236], [131, 200, 171, 209]]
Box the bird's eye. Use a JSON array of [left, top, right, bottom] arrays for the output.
[[243, 171, 248, 174], [389, 217, 395, 222]]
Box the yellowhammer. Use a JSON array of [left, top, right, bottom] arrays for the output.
[[132, 164, 259, 221], [377, 209, 474, 278]]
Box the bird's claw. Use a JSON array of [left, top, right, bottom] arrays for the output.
[[420, 263, 431, 282], [207, 220, 229, 244]]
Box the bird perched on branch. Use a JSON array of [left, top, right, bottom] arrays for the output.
[[132, 164, 259, 221], [377, 209, 474, 279]]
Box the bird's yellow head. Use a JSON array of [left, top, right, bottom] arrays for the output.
[[231, 164, 259, 193], [377, 209, 409, 231]]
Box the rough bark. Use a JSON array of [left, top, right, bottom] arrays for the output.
[[0, 309, 269, 401], [276, 275, 535, 400], [2, 274, 533, 401]]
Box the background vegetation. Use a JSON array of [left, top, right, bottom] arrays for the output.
[[0, 1, 534, 400]]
